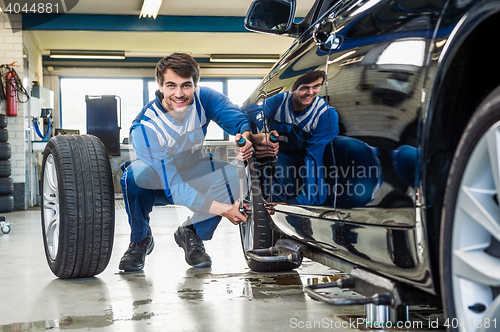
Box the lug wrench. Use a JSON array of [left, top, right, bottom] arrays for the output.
[[236, 136, 250, 215], [258, 133, 286, 210]]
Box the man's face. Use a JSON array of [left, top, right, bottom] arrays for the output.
[[291, 77, 324, 112], [158, 69, 197, 115]]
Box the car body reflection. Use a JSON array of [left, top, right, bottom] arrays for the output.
[[243, 0, 444, 292]]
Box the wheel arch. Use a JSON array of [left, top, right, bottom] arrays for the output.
[[422, 2, 500, 296]]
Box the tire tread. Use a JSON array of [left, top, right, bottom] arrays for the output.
[[241, 159, 300, 272], [41, 135, 114, 279]]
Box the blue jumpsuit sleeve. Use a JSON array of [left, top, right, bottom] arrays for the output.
[[201, 88, 251, 135], [242, 94, 283, 132], [289, 107, 339, 206], [131, 124, 212, 212]]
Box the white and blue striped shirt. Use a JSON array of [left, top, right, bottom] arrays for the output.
[[130, 86, 250, 211]]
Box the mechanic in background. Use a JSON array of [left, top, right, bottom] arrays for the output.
[[244, 70, 339, 206], [245, 70, 381, 209]]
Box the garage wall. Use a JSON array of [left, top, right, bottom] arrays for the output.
[[1, 14, 26, 210], [1, 14, 44, 210], [23, 29, 44, 209]]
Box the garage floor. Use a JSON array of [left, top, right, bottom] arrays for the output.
[[0, 204, 442, 331]]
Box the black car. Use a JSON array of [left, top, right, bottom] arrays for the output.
[[238, 0, 500, 330]]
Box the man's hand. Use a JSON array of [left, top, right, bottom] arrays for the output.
[[235, 131, 254, 161], [209, 201, 249, 225], [221, 202, 250, 225], [251, 130, 279, 159], [264, 200, 286, 215]]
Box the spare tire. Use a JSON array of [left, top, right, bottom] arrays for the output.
[[0, 177, 13, 195], [0, 114, 7, 129], [0, 195, 14, 213], [41, 135, 115, 279], [0, 143, 11, 160], [0, 128, 8, 142], [0, 160, 11, 177]]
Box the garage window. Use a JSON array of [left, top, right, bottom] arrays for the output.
[[147, 78, 261, 140], [61, 77, 261, 143], [60, 78, 143, 142]]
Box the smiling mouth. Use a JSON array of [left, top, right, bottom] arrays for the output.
[[172, 99, 188, 105]]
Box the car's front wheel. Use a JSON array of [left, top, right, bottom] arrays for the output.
[[441, 86, 500, 331], [239, 158, 300, 272]]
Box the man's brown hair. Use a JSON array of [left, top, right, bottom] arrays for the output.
[[156, 53, 200, 86], [291, 70, 326, 91]]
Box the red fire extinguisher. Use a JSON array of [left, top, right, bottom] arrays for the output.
[[5, 68, 18, 117]]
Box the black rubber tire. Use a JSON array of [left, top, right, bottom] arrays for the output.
[[0, 128, 8, 142], [41, 135, 115, 279], [441, 86, 500, 331], [0, 177, 13, 195], [0, 195, 14, 213], [0, 142, 11, 160], [0, 160, 11, 177], [239, 158, 301, 272], [0, 114, 7, 129]]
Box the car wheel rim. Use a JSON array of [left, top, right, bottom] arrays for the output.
[[453, 121, 500, 330], [242, 211, 254, 253], [242, 205, 255, 254], [43, 153, 60, 260], [241, 166, 255, 254]]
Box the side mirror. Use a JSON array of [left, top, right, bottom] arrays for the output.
[[245, 0, 296, 35]]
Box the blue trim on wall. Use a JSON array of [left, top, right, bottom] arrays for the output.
[[23, 14, 248, 32]]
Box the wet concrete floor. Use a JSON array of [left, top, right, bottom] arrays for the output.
[[0, 206, 443, 331]]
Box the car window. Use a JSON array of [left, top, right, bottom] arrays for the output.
[[305, 0, 345, 36], [298, 0, 342, 33], [297, 0, 323, 29], [316, 0, 341, 19], [341, 0, 445, 39]]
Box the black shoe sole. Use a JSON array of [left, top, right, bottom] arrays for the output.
[[119, 238, 155, 271], [174, 229, 212, 268]]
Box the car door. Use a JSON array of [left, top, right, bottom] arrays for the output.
[[260, 0, 448, 286]]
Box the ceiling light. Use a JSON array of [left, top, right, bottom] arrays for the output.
[[377, 40, 425, 67], [210, 54, 280, 63], [49, 50, 126, 60], [328, 50, 356, 64], [140, 0, 162, 19]]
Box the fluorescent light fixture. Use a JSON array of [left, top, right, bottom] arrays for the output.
[[210, 54, 280, 63], [377, 40, 425, 67], [140, 0, 162, 19], [350, 0, 383, 17], [50, 50, 126, 60], [328, 50, 356, 64]]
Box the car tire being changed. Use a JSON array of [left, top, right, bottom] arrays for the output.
[[41, 135, 115, 279], [441, 86, 500, 331], [239, 158, 300, 272]]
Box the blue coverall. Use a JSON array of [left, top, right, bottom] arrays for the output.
[[121, 87, 251, 242], [245, 92, 381, 208], [244, 91, 340, 206]]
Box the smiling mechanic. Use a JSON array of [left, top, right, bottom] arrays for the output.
[[244, 70, 339, 206], [119, 53, 252, 271]]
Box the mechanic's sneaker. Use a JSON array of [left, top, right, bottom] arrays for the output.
[[174, 225, 212, 268], [119, 230, 155, 271]]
